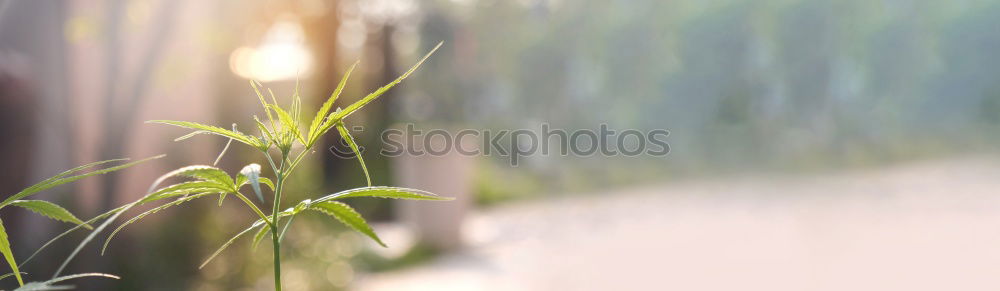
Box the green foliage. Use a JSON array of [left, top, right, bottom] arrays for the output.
[[146, 120, 266, 151], [6, 201, 90, 229], [333, 42, 442, 121], [307, 61, 357, 148], [315, 186, 452, 202], [0, 157, 159, 287], [0, 156, 163, 207], [309, 201, 386, 247], [335, 122, 371, 186], [0, 221, 20, 286], [86, 42, 448, 291]]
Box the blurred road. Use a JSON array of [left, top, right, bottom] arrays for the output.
[[354, 156, 1000, 291]]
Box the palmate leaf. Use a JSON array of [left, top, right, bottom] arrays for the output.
[[141, 181, 230, 204], [150, 165, 235, 192], [309, 201, 386, 247], [307, 61, 359, 147], [0, 156, 164, 207], [314, 187, 451, 204], [55, 164, 235, 277], [336, 122, 371, 186], [0, 220, 23, 286], [328, 42, 442, 124], [7, 201, 90, 229], [304, 187, 449, 247], [0, 157, 159, 286], [148, 120, 265, 151]]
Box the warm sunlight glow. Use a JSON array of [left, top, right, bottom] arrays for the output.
[[230, 16, 313, 82]]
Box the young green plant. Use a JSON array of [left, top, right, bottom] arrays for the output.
[[91, 42, 449, 291]]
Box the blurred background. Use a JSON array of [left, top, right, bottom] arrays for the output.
[[3, 0, 1000, 290]]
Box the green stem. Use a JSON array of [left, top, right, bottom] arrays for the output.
[[271, 158, 286, 291], [270, 222, 281, 291]]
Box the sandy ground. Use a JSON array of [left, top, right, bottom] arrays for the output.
[[353, 157, 1000, 291]]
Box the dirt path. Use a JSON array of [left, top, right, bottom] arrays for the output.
[[354, 157, 1000, 291]]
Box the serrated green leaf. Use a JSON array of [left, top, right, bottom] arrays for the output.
[[1, 156, 163, 208], [336, 122, 371, 186], [7, 201, 91, 229], [153, 165, 235, 192], [11, 159, 126, 201], [56, 162, 208, 277], [330, 42, 442, 122], [148, 120, 263, 150], [0, 220, 23, 286], [309, 201, 386, 247], [142, 181, 229, 204], [314, 187, 451, 204], [308, 61, 358, 147]]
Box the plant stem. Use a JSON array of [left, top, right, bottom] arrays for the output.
[[271, 223, 281, 291], [271, 158, 286, 291]]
